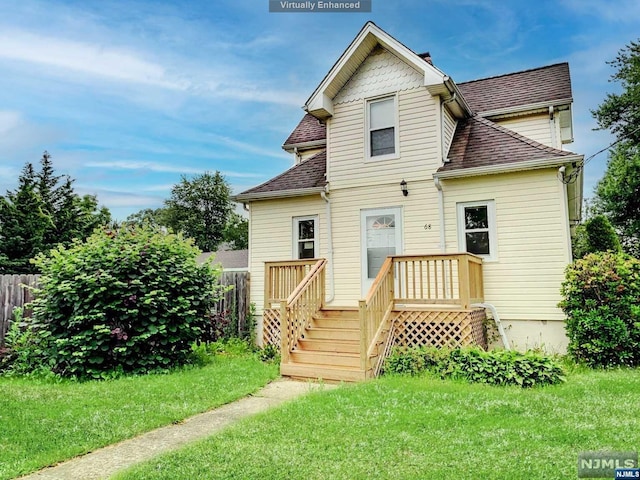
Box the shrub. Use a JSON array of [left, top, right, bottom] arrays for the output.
[[441, 348, 565, 387], [584, 215, 622, 254], [383, 346, 449, 376], [383, 346, 564, 388], [0, 308, 54, 377], [29, 225, 225, 379], [559, 251, 640, 367]]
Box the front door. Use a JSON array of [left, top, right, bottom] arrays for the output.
[[361, 207, 402, 297]]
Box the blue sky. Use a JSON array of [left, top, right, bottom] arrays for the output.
[[0, 0, 637, 220]]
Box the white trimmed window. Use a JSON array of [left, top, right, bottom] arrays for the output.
[[457, 201, 497, 261], [366, 95, 398, 160], [293, 216, 318, 259]]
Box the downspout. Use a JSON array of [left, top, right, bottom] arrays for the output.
[[434, 177, 446, 253], [321, 187, 335, 303], [549, 106, 558, 149], [558, 166, 573, 262], [471, 303, 511, 350]]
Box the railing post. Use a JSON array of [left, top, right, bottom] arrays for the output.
[[358, 300, 367, 372], [280, 302, 289, 363], [458, 254, 471, 309], [264, 263, 271, 310]]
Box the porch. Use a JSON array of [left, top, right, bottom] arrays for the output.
[[262, 253, 487, 382]]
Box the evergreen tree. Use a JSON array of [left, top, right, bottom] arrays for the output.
[[0, 152, 112, 272]]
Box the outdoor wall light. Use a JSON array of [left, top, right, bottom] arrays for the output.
[[400, 179, 408, 196]]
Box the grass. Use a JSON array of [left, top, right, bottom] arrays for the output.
[[114, 368, 640, 480], [0, 353, 278, 480]]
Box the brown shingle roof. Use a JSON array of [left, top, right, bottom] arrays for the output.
[[457, 63, 572, 114], [283, 63, 572, 146], [283, 114, 326, 146], [439, 116, 574, 172], [238, 150, 326, 197], [197, 249, 248, 269]]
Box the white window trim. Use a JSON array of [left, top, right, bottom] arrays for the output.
[[292, 215, 319, 260], [365, 94, 400, 162], [456, 200, 498, 262]]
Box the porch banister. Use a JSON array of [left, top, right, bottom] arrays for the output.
[[458, 254, 471, 308], [280, 302, 289, 363]]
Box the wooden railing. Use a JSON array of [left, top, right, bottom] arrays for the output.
[[359, 257, 395, 373], [264, 259, 319, 309], [392, 253, 483, 308], [359, 253, 483, 376], [280, 259, 327, 363]]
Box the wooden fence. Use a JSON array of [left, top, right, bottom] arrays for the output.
[[0, 275, 39, 347], [0, 271, 250, 348]]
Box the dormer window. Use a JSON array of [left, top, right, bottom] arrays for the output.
[[366, 95, 399, 161]]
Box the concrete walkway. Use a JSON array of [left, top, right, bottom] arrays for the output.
[[19, 378, 334, 480]]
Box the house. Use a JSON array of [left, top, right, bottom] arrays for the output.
[[235, 22, 583, 382], [197, 249, 249, 271]]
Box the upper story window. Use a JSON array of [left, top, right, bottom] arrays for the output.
[[457, 200, 497, 261], [366, 95, 399, 161], [293, 216, 318, 259]]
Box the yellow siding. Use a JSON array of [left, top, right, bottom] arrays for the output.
[[329, 88, 440, 189], [442, 106, 457, 158], [495, 113, 555, 148], [298, 147, 325, 162], [249, 196, 326, 316], [328, 179, 442, 305], [441, 169, 571, 349]]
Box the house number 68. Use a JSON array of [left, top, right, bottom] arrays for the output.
[[424, 224, 431, 230]]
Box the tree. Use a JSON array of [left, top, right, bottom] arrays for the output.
[[222, 212, 249, 250], [591, 39, 640, 256], [592, 39, 640, 145], [593, 144, 640, 256], [0, 164, 52, 272], [163, 172, 232, 252], [125, 207, 170, 228], [0, 152, 112, 273], [572, 214, 622, 259]]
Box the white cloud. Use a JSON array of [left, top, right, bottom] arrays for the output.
[[85, 160, 206, 174], [561, 0, 640, 23], [83, 160, 265, 179], [0, 111, 22, 134], [0, 31, 186, 90]]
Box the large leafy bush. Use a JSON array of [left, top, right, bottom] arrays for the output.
[[29, 225, 225, 378], [383, 346, 564, 388], [559, 251, 640, 367]]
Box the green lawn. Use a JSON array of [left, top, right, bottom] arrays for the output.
[[0, 354, 278, 480], [115, 368, 640, 480]]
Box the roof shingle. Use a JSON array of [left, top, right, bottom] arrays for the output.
[[238, 150, 326, 197], [440, 116, 574, 172], [283, 114, 327, 146], [457, 63, 572, 114]]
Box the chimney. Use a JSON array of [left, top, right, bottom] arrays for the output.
[[418, 52, 433, 65]]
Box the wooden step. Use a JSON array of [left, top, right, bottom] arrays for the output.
[[289, 350, 361, 368], [281, 363, 367, 382], [311, 317, 359, 329], [304, 327, 359, 341], [314, 308, 359, 320], [298, 338, 360, 353]]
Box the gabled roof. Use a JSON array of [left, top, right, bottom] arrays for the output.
[[435, 116, 579, 177], [235, 150, 326, 201], [283, 114, 326, 149], [304, 21, 471, 119], [457, 63, 572, 115]]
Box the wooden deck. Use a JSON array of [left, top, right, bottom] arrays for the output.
[[263, 253, 487, 382]]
